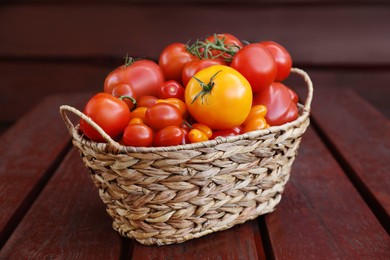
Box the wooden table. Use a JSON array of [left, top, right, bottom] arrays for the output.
[[0, 84, 389, 258]]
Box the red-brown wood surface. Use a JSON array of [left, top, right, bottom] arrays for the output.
[[131, 220, 265, 259], [0, 149, 123, 259], [265, 127, 390, 259], [0, 94, 89, 246], [0, 5, 389, 65], [311, 88, 390, 231]]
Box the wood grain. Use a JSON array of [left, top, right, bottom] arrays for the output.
[[0, 149, 123, 259], [264, 127, 390, 259], [311, 88, 390, 231], [0, 5, 389, 65], [0, 93, 89, 247]]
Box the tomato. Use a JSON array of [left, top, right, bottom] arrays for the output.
[[104, 59, 164, 98], [243, 117, 268, 133], [243, 105, 267, 126], [157, 98, 187, 117], [192, 123, 213, 139], [145, 103, 183, 130], [129, 117, 143, 125], [253, 82, 298, 126], [137, 96, 158, 108], [129, 107, 148, 122], [158, 80, 185, 100], [211, 129, 237, 139], [204, 33, 243, 62], [288, 87, 299, 103], [181, 128, 190, 144], [159, 43, 197, 84], [80, 93, 131, 142], [154, 126, 184, 147], [111, 83, 137, 111], [185, 65, 252, 130], [182, 59, 226, 87], [260, 41, 292, 82], [122, 123, 154, 147], [188, 129, 208, 143], [231, 43, 277, 93]]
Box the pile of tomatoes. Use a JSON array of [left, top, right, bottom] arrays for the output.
[[80, 33, 299, 147]]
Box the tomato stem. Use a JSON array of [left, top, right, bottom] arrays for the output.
[[124, 54, 136, 67], [119, 95, 137, 111], [191, 70, 222, 104]]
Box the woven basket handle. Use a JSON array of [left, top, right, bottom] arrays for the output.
[[59, 105, 122, 152], [291, 67, 313, 113]]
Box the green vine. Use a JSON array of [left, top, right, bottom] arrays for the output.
[[191, 70, 222, 104]]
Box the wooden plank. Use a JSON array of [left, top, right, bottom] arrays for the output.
[[0, 62, 108, 123], [0, 5, 389, 65], [0, 149, 124, 258], [131, 220, 265, 259], [264, 127, 390, 259], [0, 93, 90, 247], [311, 88, 390, 231]]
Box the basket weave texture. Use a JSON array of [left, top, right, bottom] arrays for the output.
[[60, 68, 313, 245]]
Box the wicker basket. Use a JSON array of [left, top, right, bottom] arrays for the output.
[[60, 68, 313, 246]]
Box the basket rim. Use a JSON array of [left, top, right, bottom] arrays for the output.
[[60, 68, 313, 154]]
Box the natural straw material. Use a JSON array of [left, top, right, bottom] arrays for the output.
[[60, 68, 313, 245]]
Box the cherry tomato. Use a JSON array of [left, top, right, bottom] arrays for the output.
[[192, 123, 213, 139], [182, 59, 226, 87], [122, 123, 154, 147], [211, 129, 237, 139], [243, 117, 268, 133], [130, 107, 148, 122], [80, 93, 131, 142], [111, 83, 137, 111], [231, 43, 277, 93], [157, 98, 187, 117], [288, 87, 299, 103], [231, 125, 244, 134], [204, 33, 243, 62], [159, 43, 198, 84], [185, 65, 252, 130], [129, 117, 143, 125], [145, 103, 183, 130], [104, 59, 164, 98], [243, 105, 267, 126], [154, 126, 184, 147], [260, 41, 292, 82], [138, 95, 158, 108], [253, 82, 298, 126], [158, 80, 185, 100], [188, 129, 208, 143], [181, 128, 190, 144]]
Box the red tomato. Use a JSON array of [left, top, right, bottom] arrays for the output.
[[253, 82, 298, 126], [80, 93, 131, 142], [231, 43, 277, 93], [182, 59, 226, 87], [138, 96, 158, 108], [145, 103, 183, 130], [111, 83, 137, 111], [159, 43, 198, 84], [154, 126, 184, 147], [204, 33, 243, 62], [122, 123, 154, 147], [211, 129, 237, 139], [260, 41, 292, 82], [104, 59, 164, 98], [158, 80, 185, 100]]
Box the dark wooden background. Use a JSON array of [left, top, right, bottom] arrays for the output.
[[1, 0, 389, 136]]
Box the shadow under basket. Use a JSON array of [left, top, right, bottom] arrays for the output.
[[60, 68, 313, 246]]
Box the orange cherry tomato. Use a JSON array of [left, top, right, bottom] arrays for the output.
[[130, 107, 148, 122], [192, 123, 213, 139], [243, 105, 267, 126], [243, 117, 268, 133], [188, 129, 209, 143], [129, 117, 144, 125]]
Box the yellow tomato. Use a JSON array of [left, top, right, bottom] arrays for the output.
[[185, 65, 252, 130]]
